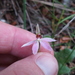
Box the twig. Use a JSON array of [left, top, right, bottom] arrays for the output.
[[15, 0, 24, 24], [11, 0, 18, 16], [11, 0, 24, 25], [55, 17, 75, 36], [15, 0, 23, 18], [31, 0, 75, 12], [26, 10, 34, 33]]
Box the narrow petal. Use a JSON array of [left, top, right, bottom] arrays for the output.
[[21, 41, 35, 47], [32, 41, 39, 55], [40, 41, 53, 51], [41, 38, 56, 42]]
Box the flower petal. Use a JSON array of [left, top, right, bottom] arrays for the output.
[[40, 41, 53, 51], [41, 38, 56, 42], [21, 41, 35, 47], [32, 41, 39, 55]]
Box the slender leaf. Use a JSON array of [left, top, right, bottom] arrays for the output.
[[57, 14, 75, 25]]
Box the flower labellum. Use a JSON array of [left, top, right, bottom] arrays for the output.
[[21, 24, 56, 55]]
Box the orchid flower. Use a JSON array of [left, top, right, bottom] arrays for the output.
[[21, 24, 56, 55]]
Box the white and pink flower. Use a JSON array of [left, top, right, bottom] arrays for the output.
[[21, 24, 56, 54]]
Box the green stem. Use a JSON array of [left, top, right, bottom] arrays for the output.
[[55, 9, 65, 33], [23, 0, 26, 29], [57, 9, 65, 25]]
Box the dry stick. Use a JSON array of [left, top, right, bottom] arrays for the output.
[[55, 17, 75, 36], [11, 0, 23, 25], [11, 0, 18, 16], [32, 0, 75, 12], [15, 0, 23, 18], [26, 10, 34, 33], [11, 0, 19, 25], [15, 0, 23, 24]]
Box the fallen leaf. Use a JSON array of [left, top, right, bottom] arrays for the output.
[[60, 36, 71, 43], [60, 46, 70, 50], [11, 21, 17, 26]]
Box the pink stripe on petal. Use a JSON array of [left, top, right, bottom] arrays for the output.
[[40, 41, 53, 51], [41, 38, 56, 42], [32, 41, 39, 55], [21, 40, 35, 47]]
